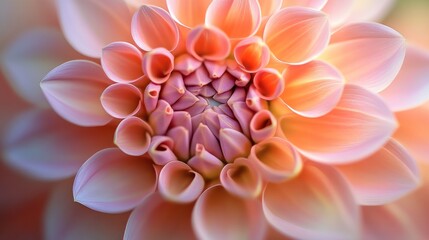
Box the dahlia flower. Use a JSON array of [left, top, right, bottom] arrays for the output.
[[2, 0, 429, 239]]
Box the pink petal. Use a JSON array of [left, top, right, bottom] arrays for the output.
[[148, 136, 178, 165], [230, 101, 254, 137], [57, 0, 132, 58], [193, 185, 266, 240], [205, 0, 261, 39], [101, 83, 143, 119], [258, 0, 282, 17], [346, 0, 395, 23], [101, 41, 143, 83], [171, 111, 193, 135], [160, 72, 186, 105], [186, 26, 231, 61], [124, 193, 196, 240], [250, 110, 277, 143], [114, 117, 153, 156], [204, 60, 228, 79], [321, 0, 353, 28], [142, 48, 174, 84], [73, 148, 157, 213], [41, 60, 112, 127], [263, 7, 330, 64], [211, 72, 235, 94], [131, 5, 179, 51], [148, 100, 173, 135], [188, 144, 224, 179], [253, 68, 284, 100], [226, 60, 251, 86], [380, 45, 429, 111], [246, 86, 268, 111], [3, 110, 114, 180], [336, 139, 420, 205], [263, 162, 360, 240], [167, 126, 190, 161], [319, 22, 406, 92], [191, 123, 223, 160], [166, 0, 212, 28], [172, 90, 199, 110], [143, 82, 161, 113], [278, 84, 397, 164], [281, 60, 344, 117], [281, 0, 327, 9], [234, 36, 270, 73], [219, 128, 252, 163], [174, 53, 202, 75]]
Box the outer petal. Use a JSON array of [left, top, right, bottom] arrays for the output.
[[263, 162, 360, 240], [41, 60, 112, 126], [166, 0, 211, 28], [124, 193, 196, 240], [186, 26, 231, 61], [281, 0, 327, 9], [101, 83, 143, 119], [346, 0, 395, 23], [320, 0, 353, 28], [114, 117, 153, 156], [258, 0, 282, 17], [278, 84, 397, 164], [380, 45, 429, 111], [335, 139, 420, 205], [57, 0, 132, 58], [73, 148, 157, 213], [319, 22, 406, 92], [192, 185, 266, 240], [3, 110, 114, 180]]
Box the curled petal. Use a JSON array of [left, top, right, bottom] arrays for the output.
[[142, 48, 174, 84], [246, 86, 268, 111], [264, 7, 330, 64], [186, 26, 231, 61], [193, 185, 266, 240], [220, 158, 263, 199], [219, 128, 252, 163], [166, 0, 212, 28], [101, 83, 142, 119], [41, 60, 112, 126], [159, 161, 205, 203], [148, 100, 173, 135], [73, 148, 157, 213], [188, 144, 224, 179], [281, 60, 344, 117], [114, 117, 153, 156], [143, 82, 161, 113], [281, 0, 327, 9], [101, 41, 143, 83], [234, 36, 270, 73], [250, 110, 277, 143], [148, 136, 177, 165], [279, 84, 397, 164], [160, 72, 185, 105], [174, 53, 202, 75], [226, 60, 251, 86], [253, 68, 284, 100], [191, 123, 223, 160], [167, 126, 190, 161], [131, 5, 179, 51], [258, 0, 282, 17], [319, 22, 406, 92]]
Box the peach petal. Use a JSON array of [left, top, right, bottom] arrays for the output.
[[263, 7, 330, 64], [73, 148, 157, 213], [148, 136, 177, 165], [160, 72, 186, 105], [335, 139, 420, 205], [191, 123, 223, 160], [166, 0, 212, 28], [234, 36, 270, 73], [380, 45, 429, 111], [346, 0, 395, 23], [321, 0, 353, 28], [220, 158, 263, 199], [211, 73, 235, 94], [148, 100, 173, 135], [253, 68, 284, 100], [263, 162, 360, 240], [281, 60, 344, 117], [158, 161, 204, 203], [114, 117, 153, 156], [143, 82, 161, 113], [184, 66, 212, 86], [174, 53, 202, 75], [246, 86, 268, 111], [167, 126, 190, 161], [205, 0, 261, 39], [204, 60, 227, 79], [281, 0, 327, 9], [219, 128, 252, 163], [40, 60, 112, 126], [101, 83, 142, 119], [250, 110, 277, 143], [101, 41, 143, 83], [230, 102, 254, 137], [125, 0, 168, 11], [319, 22, 406, 92], [186, 26, 231, 61], [226, 60, 251, 86], [58, 0, 132, 58], [258, 0, 282, 17], [142, 47, 174, 84], [131, 5, 179, 51], [188, 144, 224, 179], [279, 84, 397, 164], [124, 193, 196, 240]]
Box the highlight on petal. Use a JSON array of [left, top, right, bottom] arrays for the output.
[[321, 0, 353, 28], [335, 139, 420, 205], [131, 5, 179, 51], [166, 0, 212, 28], [193, 185, 266, 240], [186, 26, 231, 61], [281, 60, 344, 118], [40, 60, 112, 126], [124, 193, 196, 240], [219, 128, 252, 162], [263, 7, 330, 64], [101, 41, 143, 83], [380, 45, 429, 111], [253, 68, 284, 100], [114, 117, 153, 156], [279, 84, 397, 164], [346, 0, 395, 23], [205, 0, 261, 39], [250, 110, 277, 143], [319, 22, 406, 92], [263, 162, 360, 240], [73, 148, 157, 213], [142, 48, 174, 84], [57, 0, 132, 58], [258, 0, 282, 17], [281, 0, 327, 9], [234, 36, 270, 73], [158, 161, 205, 203], [101, 83, 143, 119]]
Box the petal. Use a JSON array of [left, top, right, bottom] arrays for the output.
[[186, 26, 231, 61], [258, 0, 282, 17], [101, 83, 143, 119], [250, 110, 277, 143], [167, 126, 191, 161], [142, 48, 174, 84], [321, 0, 353, 28], [131, 5, 179, 51], [193, 185, 266, 240], [148, 100, 173, 135], [219, 128, 252, 162], [41, 60, 112, 127], [191, 123, 223, 160], [148, 136, 178, 165], [205, 0, 261, 39], [281, 60, 344, 118], [3, 110, 114, 180], [166, 0, 212, 28], [124, 193, 196, 240], [263, 162, 360, 240], [279, 84, 397, 164], [188, 143, 224, 179], [380, 45, 429, 111], [174, 53, 202, 76], [281, 0, 327, 9], [114, 117, 153, 156], [125, 0, 168, 11], [143, 82, 161, 113], [263, 7, 330, 64], [319, 22, 406, 92], [57, 0, 132, 58], [253, 68, 284, 100], [233, 36, 270, 73], [73, 148, 157, 213], [336, 139, 420, 205], [346, 0, 395, 23]]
